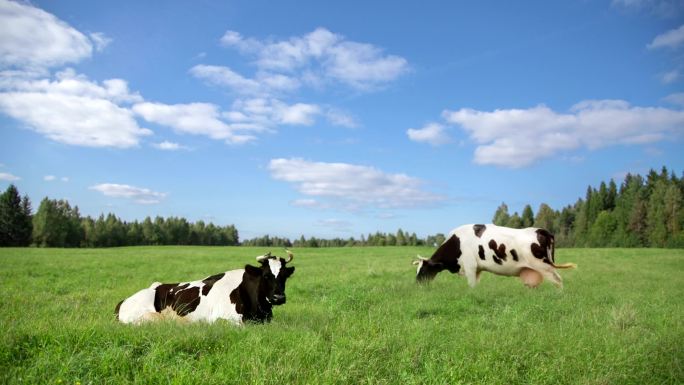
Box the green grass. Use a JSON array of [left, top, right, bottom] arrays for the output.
[[0, 247, 682, 385]]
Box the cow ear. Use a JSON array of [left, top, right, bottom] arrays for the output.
[[244, 264, 262, 276], [284, 266, 295, 277]]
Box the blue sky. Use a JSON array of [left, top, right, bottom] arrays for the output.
[[1, 0, 683, 239]]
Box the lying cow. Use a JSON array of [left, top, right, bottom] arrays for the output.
[[413, 224, 575, 288], [115, 251, 295, 325]]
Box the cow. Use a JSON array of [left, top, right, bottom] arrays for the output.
[[413, 224, 576, 288], [115, 251, 295, 325]]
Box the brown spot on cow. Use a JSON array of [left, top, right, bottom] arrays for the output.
[[531, 229, 555, 265], [473, 224, 486, 238], [488, 239, 507, 261], [478, 245, 486, 260], [173, 286, 201, 316], [153, 283, 201, 316], [510, 249, 519, 261], [201, 272, 225, 295]]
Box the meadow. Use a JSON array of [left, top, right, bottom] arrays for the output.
[[0, 246, 682, 385]]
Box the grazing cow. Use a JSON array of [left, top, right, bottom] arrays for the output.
[[115, 251, 295, 325], [413, 224, 576, 288]]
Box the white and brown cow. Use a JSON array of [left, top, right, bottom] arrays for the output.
[[414, 224, 576, 288], [115, 251, 295, 325]]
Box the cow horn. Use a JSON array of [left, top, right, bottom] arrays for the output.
[[412, 254, 428, 265], [256, 252, 272, 262], [284, 249, 294, 263]]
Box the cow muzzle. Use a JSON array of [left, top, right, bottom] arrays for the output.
[[271, 294, 286, 305]]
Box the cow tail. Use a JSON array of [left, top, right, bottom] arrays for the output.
[[549, 233, 555, 264], [552, 262, 577, 269], [546, 232, 576, 269]]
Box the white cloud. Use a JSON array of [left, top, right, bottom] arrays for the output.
[[268, 158, 444, 211], [214, 28, 408, 91], [227, 98, 322, 128], [152, 141, 189, 151], [0, 3, 151, 149], [134, 98, 325, 145], [0, 91, 150, 148], [0, 0, 99, 69], [0, 73, 151, 148], [44, 175, 69, 182], [407, 123, 451, 146], [89, 183, 167, 204], [1, 69, 142, 103], [613, 0, 684, 17], [190, 65, 302, 97], [0, 172, 20, 181], [324, 41, 409, 90], [190, 64, 263, 95], [648, 25, 684, 49], [317, 218, 353, 231], [291, 198, 329, 209], [661, 69, 680, 83], [664, 92, 684, 106], [442, 100, 684, 167], [278, 103, 321, 125], [133, 101, 256, 144], [326, 109, 359, 128], [89, 32, 112, 52]]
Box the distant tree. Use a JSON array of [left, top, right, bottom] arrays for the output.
[[426, 233, 446, 247], [647, 180, 669, 247], [521, 205, 534, 228], [588, 210, 617, 247], [534, 203, 556, 233], [32, 198, 82, 247], [0, 184, 32, 246], [506, 212, 523, 229], [492, 203, 510, 226], [554, 204, 577, 247], [396, 229, 407, 246]]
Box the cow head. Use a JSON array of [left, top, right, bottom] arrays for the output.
[[412, 235, 462, 283], [245, 250, 295, 305], [413, 255, 445, 283]]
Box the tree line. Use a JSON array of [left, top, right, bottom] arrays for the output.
[[242, 230, 447, 248], [1, 166, 682, 248], [0, 186, 238, 247], [492, 166, 684, 248]]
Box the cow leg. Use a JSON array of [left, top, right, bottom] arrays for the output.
[[465, 267, 479, 288], [139, 311, 163, 324], [539, 268, 563, 288]]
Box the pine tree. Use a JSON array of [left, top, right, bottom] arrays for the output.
[[0, 184, 33, 246], [521, 205, 534, 228], [506, 212, 523, 228], [588, 211, 617, 247], [492, 203, 510, 226], [663, 184, 683, 247], [534, 203, 556, 232], [647, 180, 668, 247], [396, 229, 407, 246]]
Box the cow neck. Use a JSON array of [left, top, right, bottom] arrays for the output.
[[430, 235, 462, 273], [237, 269, 272, 322]]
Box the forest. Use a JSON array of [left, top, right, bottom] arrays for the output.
[[0, 167, 682, 248]]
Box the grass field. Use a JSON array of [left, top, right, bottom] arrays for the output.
[[0, 246, 682, 384]]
